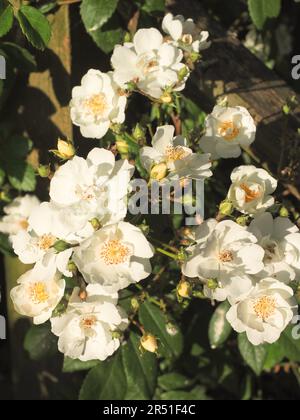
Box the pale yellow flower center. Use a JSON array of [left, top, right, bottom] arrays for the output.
[[218, 121, 240, 141], [253, 296, 276, 321], [19, 219, 29, 230], [240, 183, 261, 203], [165, 145, 190, 162], [38, 234, 56, 250], [219, 250, 234, 263], [100, 239, 131, 265], [29, 282, 49, 304], [84, 94, 108, 115]]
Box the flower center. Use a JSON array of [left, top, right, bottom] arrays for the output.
[[253, 296, 276, 321], [29, 282, 49, 304], [80, 315, 97, 330], [182, 34, 193, 45], [84, 94, 108, 116], [137, 54, 159, 76], [165, 145, 190, 162], [100, 239, 131, 265], [240, 183, 261, 203], [37, 234, 56, 250], [219, 250, 234, 263], [218, 121, 240, 141], [19, 219, 29, 230]]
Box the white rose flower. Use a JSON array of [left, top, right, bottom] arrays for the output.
[[111, 28, 189, 99], [140, 125, 212, 181], [49, 148, 134, 235], [199, 106, 256, 159], [227, 165, 277, 215], [162, 13, 211, 53], [249, 213, 300, 282], [10, 265, 65, 325], [12, 202, 73, 277], [0, 195, 40, 239], [70, 69, 127, 139], [51, 284, 128, 361], [226, 278, 297, 345], [73, 222, 154, 293], [182, 219, 265, 303]]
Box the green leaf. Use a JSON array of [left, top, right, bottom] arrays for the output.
[[238, 333, 268, 375], [0, 232, 14, 256], [0, 165, 5, 185], [142, 0, 165, 13], [1, 42, 36, 72], [208, 301, 232, 349], [122, 332, 157, 400], [248, 0, 282, 30], [80, 0, 119, 32], [160, 386, 209, 401], [158, 373, 193, 391], [278, 325, 300, 361], [7, 161, 36, 192], [3, 135, 33, 160], [63, 357, 100, 373], [0, 2, 14, 38], [79, 332, 158, 400], [24, 323, 57, 361], [16, 5, 51, 50], [89, 27, 123, 54], [139, 301, 183, 359]]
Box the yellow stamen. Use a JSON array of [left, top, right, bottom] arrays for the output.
[[219, 250, 234, 263], [218, 121, 240, 141], [84, 94, 108, 115], [19, 219, 29, 230], [253, 296, 276, 321], [38, 234, 56, 250], [240, 183, 261, 203], [100, 239, 131, 265], [165, 145, 190, 162], [29, 282, 49, 304]]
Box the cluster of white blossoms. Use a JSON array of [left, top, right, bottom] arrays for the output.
[[183, 119, 300, 344], [3, 147, 155, 361], [70, 14, 209, 140], [1, 14, 299, 362]]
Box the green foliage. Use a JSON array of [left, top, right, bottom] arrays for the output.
[[238, 333, 268, 375], [139, 301, 183, 360], [63, 358, 100, 373], [248, 0, 282, 30], [0, 232, 14, 256], [208, 301, 232, 349], [0, 135, 36, 192], [1, 42, 36, 72], [24, 323, 58, 361], [0, 1, 14, 38], [16, 5, 52, 50], [80, 0, 123, 53], [79, 332, 158, 400], [142, 0, 166, 13]]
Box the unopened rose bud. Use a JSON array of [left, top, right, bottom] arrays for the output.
[[207, 278, 218, 290], [178, 66, 189, 81], [53, 240, 70, 252], [37, 164, 51, 178], [177, 280, 192, 298], [190, 52, 200, 63], [90, 218, 102, 231], [132, 124, 145, 142], [116, 139, 129, 156], [131, 298, 140, 311], [236, 215, 249, 226], [112, 330, 122, 339], [67, 261, 77, 274], [160, 92, 173, 104], [279, 207, 289, 218], [219, 200, 234, 216], [0, 191, 11, 202], [150, 163, 168, 181], [79, 290, 87, 301], [140, 333, 158, 354], [166, 322, 179, 336]]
